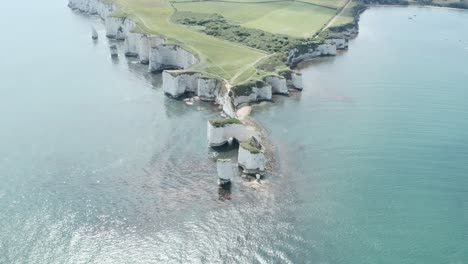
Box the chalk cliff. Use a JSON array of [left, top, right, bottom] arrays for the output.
[[325, 38, 348, 50], [279, 70, 303, 90], [207, 119, 259, 147], [238, 137, 266, 175], [287, 43, 337, 68], [231, 80, 272, 106], [149, 45, 199, 72], [264, 75, 288, 95]]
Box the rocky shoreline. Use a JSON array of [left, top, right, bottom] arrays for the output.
[[68, 0, 357, 183]]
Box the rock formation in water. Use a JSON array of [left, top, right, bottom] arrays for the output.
[[69, 0, 309, 178], [91, 26, 98, 40], [217, 159, 235, 186], [207, 118, 258, 147], [110, 44, 118, 57], [238, 137, 266, 175]]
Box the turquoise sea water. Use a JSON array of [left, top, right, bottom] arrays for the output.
[[254, 6, 468, 263], [0, 1, 467, 263]]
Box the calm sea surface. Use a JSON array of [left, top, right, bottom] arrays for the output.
[[0, 1, 467, 263]]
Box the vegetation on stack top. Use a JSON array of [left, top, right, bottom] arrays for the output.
[[240, 137, 263, 154], [209, 118, 242, 128], [231, 80, 268, 96]]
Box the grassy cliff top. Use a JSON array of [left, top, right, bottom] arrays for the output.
[[240, 137, 263, 154], [109, 0, 353, 83]]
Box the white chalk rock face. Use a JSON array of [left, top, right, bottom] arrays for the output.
[[238, 144, 266, 175], [68, 0, 114, 18], [290, 72, 303, 90], [325, 38, 348, 50], [197, 78, 219, 101], [138, 35, 165, 64], [217, 159, 235, 184], [207, 121, 258, 147], [125, 32, 141, 57], [149, 44, 198, 72], [138, 35, 150, 63], [232, 81, 272, 106], [279, 70, 303, 90], [264, 75, 288, 95], [288, 43, 337, 67], [162, 71, 201, 98], [105, 16, 134, 40], [216, 92, 237, 118]]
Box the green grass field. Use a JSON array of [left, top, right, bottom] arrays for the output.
[[110, 0, 350, 83], [173, 1, 339, 38]]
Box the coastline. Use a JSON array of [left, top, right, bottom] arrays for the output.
[[67, 0, 466, 179], [68, 0, 313, 180]]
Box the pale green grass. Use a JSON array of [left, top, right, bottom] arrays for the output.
[[297, 0, 347, 8], [331, 0, 356, 26], [173, 1, 341, 37], [110, 0, 348, 83], [242, 2, 337, 38], [112, 0, 266, 83], [172, 1, 292, 23]]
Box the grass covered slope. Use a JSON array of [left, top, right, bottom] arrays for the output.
[[173, 0, 341, 38], [108, 0, 353, 84], [111, 0, 266, 82]]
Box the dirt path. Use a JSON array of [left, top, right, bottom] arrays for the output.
[[315, 0, 353, 38], [230, 53, 275, 84]]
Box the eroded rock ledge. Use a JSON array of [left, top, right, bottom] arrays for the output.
[[207, 119, 266, 175], [68, 0, 358, 178]]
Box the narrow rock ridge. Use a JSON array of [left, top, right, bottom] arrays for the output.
[[69, 0, 358, 177], [207, 119, 266, 175]]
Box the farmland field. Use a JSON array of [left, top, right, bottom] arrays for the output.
[[110, 0, 350, 83]]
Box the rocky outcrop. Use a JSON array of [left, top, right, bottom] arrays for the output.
[[216, 90, 237, 118], [231, 80, 272, 106], [279, 70, 303, 90], [217, 159, 235, 186], [110, 44, 118, 57], [124, 32, 140, 57], [162, 71, 201, 98], [325, 38, 348, 50], [238, 137, 266, 175], [162, 71, 221, 100], [149, 44, 199, 72], [287, 43, 337, 68], [105, 16, 135, 40], [264, 75, 288, 95], [207, 119, 259, 147], [139, 35, 165, 64], [68, 0, 115, 18], [329, 23, 359, 40], [91, 26, 98, 40], [198, 77, 221, 101]]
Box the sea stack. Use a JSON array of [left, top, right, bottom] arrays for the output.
[[238, 137, 266, 175], [110, 45, 118, 57], [91, 26, 98, 40], [217, 159, 235, 186]]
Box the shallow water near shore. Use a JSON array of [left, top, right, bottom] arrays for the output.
[[1, 1, 467, 263]]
